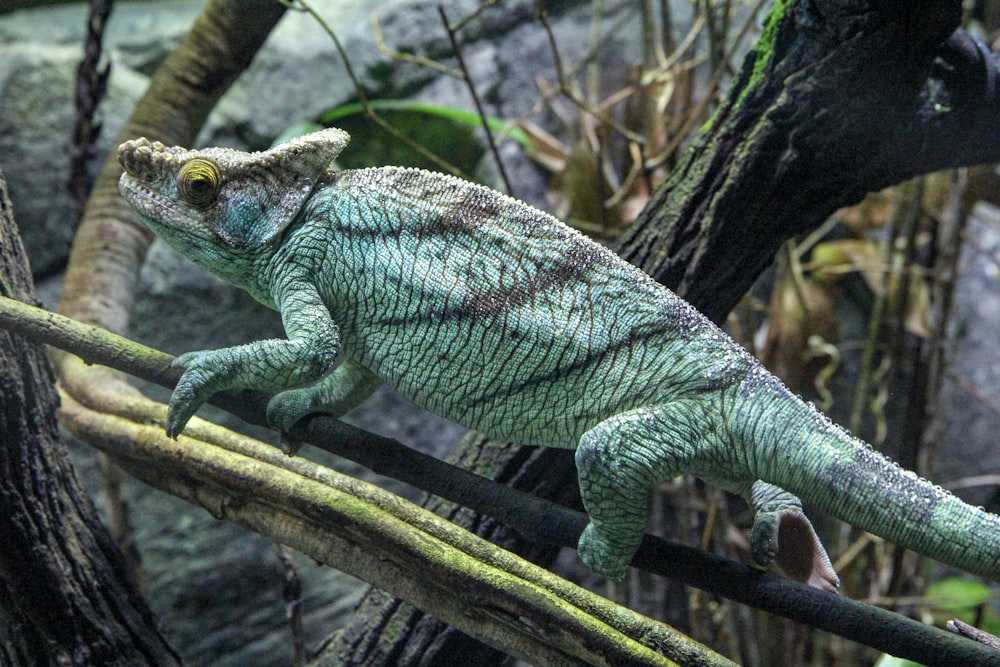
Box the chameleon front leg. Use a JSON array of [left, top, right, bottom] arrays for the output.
[[165, 282, 338, 438]]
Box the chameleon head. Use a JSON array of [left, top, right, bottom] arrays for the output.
[[117, 128, 350, 263]]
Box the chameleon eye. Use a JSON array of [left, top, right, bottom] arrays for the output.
[[177, 158, 221, 207]]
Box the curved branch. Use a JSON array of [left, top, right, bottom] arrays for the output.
[[57, 373, 729, 667], [616, 1, 1000, 321], [3, 296, 998, 666]]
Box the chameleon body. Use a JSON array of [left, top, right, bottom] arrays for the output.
[[118, 128, 1000, 589]]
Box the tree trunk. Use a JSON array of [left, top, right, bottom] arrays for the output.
[[0, 168, 181, 665], [618, 1, 999, 321], [321, 0, 1000, 663]]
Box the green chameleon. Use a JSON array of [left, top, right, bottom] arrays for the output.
[[117, 128, 1000, 590]]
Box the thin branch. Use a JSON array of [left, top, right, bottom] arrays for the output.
[[2, 295, 997, 665], [68, 0, 112, 226], [283, 0, 468, 177], [538, 8, 648, 145], [276, 543, 310, 666], [438, 4, 514, 196]]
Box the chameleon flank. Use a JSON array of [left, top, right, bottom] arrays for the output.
[[118, 128, 1000, 590]]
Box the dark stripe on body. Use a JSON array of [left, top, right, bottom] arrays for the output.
[[309, 166, 746, 427]]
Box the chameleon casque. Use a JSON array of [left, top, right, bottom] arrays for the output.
[[118, 128, 1000, 591]]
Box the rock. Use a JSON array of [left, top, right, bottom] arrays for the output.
[[936, 204, 1000, 507]]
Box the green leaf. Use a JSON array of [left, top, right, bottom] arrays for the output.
[[319, 100, 529, 148], [873, 655, 923, 667], [925, 578, 992, 613]]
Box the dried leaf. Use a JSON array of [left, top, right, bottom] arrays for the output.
[[760, 273, 839, 392], [836, 188, 895, 234], [810, 239, 886, 291], [548, 137, 622, 234]]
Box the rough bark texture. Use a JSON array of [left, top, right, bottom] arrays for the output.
[[315, 439, 580, 666], [0, 169, 180, 665], [323, 1, 1000, 663], [618, 0, 999, 322]]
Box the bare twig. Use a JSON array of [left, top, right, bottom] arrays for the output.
[[438, 4, 514, 195], [282, 0, 467, 176], [68, 0, 113, 226], [276, 544, 311, 665]]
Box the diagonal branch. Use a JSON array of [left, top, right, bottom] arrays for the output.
[[617, 2, 1000, 321], [57, 387, 725, 667], [3, 295, 998, 666]]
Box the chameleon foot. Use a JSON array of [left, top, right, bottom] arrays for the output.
[[577, 523, 637, 581], [751, 507, 840, 592]]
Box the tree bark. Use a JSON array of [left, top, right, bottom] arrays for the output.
[[618, 1, 999, 322], [0, 168, 181, 665], [323, 1, 1000, 663]]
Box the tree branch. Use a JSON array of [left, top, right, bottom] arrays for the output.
[[3, 296, 998, 665], [57, 387, 726, 667], [616, 2, 1000, 321]]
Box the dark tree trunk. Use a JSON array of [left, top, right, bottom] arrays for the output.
[[0, 169, 181, 665], [618, 1, 999, 322], [320, 0, 1000, 663]]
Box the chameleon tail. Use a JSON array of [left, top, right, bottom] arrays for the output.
[[739, 370, 1000, 581]]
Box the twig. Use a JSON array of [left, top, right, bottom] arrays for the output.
[[538, 9, 647, 145], [276, 543, 310, 665], [948, 619, 1000, 650], [438, 4, 514, 196], [68, 0, 113, 226], [281, 0, 466, 177]]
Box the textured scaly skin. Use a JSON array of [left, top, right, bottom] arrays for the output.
[[117, 129, 1000, 589]]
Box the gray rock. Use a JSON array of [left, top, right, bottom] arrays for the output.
[[0, 43, 143, 276], [935, 204, 1000, 507]]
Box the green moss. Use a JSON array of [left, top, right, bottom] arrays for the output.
[[695, 0, 790, 136], [735, 0, 792, 108]]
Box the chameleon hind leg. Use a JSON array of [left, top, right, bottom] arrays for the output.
[[575, 403, 707, 580], [575, 403, 840, 589]]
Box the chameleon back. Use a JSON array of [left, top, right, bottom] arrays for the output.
[[292, 166, 752, 446]]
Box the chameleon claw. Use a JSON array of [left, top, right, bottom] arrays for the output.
[[279, 433, 306, 456]]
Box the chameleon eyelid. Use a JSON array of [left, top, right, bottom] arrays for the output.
[[178, 158, 221, 207]]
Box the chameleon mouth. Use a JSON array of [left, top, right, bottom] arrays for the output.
[[117, 171, 177, 233], [117, 137, 196, 232]]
